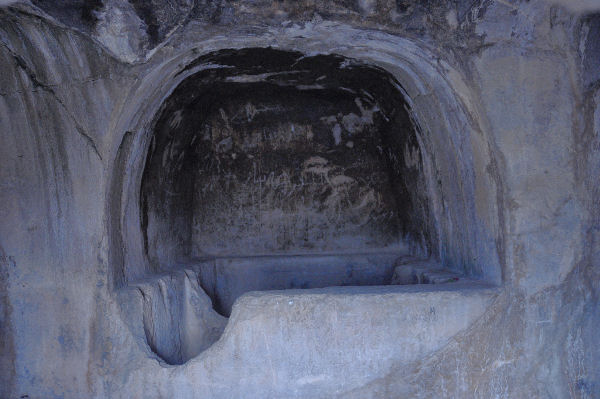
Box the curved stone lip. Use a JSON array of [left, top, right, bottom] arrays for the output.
[[233, 279, 498, 298], [188, 247, 409, 261]]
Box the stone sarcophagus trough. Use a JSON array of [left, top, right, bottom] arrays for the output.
[[119, 253, 495, 366]]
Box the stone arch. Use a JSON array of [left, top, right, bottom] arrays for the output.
[[107, 29, 505, 291]]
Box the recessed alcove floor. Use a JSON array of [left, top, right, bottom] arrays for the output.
[[189, 251, 470, 317]]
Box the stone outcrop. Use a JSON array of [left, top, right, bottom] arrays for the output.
[[0, 0, 598, 398]]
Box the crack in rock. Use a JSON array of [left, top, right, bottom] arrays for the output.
[[0, 40, 103, 161]]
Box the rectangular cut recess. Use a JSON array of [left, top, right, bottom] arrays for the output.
[[190, 251, 407, 316]]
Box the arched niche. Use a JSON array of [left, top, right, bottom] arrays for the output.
[[108, 34, 504, 289]]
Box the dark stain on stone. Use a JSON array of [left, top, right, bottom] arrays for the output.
[[580, 13, 600, 88], [180, 47, 304, 76], [127, 0, 160, 44], [142, 48, 432, 265], [396, 0, 412, 13], [108, 130, 134, 287], [0, 245, 16, 398], [31, 0, 104, 28]]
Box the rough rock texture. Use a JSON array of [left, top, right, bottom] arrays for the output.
[[0, 0, 598, 398], [119, 269, 227, 365], [390, 258, 464, 285], [140, 49, 429, 265]]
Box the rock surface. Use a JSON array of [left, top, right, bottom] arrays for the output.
[[119, 269, 227, 365], [390, 258, 464, 285], [0, 0, 598, 398]]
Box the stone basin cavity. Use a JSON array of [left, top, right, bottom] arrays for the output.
[[122, 254, 482, 365]]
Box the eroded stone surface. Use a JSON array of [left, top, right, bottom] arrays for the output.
[[120, 269, 227, 365], [0, 1, 598, 398], [390, 258, 464, 285], [140, 49, 429, 265]]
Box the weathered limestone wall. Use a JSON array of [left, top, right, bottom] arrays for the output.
[[0, 1, 598, 398], [0, 10, 135, 397]]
